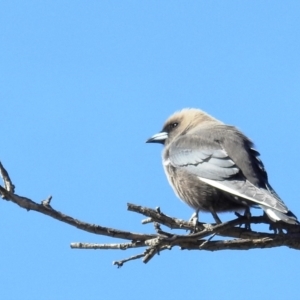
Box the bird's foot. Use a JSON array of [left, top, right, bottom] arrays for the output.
[[235, 208, 251, 230], [269, 222, 284, 234], [188, 212, 200, 233], [261, 212, 285, 234], [209, 207, 222, 224]]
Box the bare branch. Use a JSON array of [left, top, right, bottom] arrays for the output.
[[71, 241, 146, 250], [0, 185, 155, 241], [113, 253, 146, 268], [1, 161, 300, 266], [128, 203, 196, 230], [179, 234, 300, 251]]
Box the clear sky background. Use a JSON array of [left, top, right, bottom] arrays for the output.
[[1, 1, 300, 299]]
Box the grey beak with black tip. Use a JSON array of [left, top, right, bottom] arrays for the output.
[[146, 131, 168, 144]]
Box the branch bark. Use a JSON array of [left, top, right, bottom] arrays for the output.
[[1, 161, 300, 267]]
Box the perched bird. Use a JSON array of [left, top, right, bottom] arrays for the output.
[[146, 108, 298, 225]]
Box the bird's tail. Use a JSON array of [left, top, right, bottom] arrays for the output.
[[260, 205, 299, 225]]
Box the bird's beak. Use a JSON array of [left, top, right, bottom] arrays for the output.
[[146, 131, 168, 144]]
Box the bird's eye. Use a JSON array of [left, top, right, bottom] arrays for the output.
[[170, 122, 178, 129]]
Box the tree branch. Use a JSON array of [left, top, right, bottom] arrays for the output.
[[1, 161, 300, 266]]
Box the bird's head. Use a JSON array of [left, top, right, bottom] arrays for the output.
[[146, 108, 220, 146]]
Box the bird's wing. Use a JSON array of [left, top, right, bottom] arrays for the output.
[[169, 139, 239, 180], [168, 134, 288, 213]]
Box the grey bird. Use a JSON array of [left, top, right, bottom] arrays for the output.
[[146, 108, 298, 225]]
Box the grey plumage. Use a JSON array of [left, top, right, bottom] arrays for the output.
[[146, 108, 298, 225]]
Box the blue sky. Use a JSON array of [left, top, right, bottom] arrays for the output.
[[1, 1, 300, 299]]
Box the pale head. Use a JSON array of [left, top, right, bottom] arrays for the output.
[[146, 108, 222, 146]]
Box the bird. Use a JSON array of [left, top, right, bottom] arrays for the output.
[[146, 108, 298, 225]]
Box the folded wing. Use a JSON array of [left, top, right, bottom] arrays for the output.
[[168, 133, 289, 214]]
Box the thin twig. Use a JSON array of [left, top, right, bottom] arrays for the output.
[[113, 253, 146, 268], [71, 241, 145, 250], [0, 161, 15, 193]]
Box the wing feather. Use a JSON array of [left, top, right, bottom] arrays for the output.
[[168, 132, 289, 213]]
